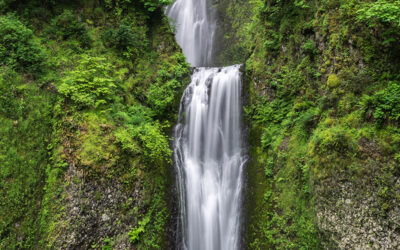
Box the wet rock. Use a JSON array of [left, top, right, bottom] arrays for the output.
[[315, 176, 400, 249], [102, 213, 110, 222], [49, 164, 142, 249]]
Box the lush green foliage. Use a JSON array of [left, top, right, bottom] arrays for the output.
[[0, 15, 46, 74], [113, 105, 172, 164], [102, 237, 114, 250], [49, 10, 92, 47], [0, 1, 189, 248], [103, 0, 172, 13], [146, 54, 189, 116], [102, 21, 148, 57], [4, 0, 400, 249], [140, 0, 173, 12], [360, 81, 400, 127], [357, 0, 400, 27], [129, 215, 150, 243], [58, 55, 117, 109]]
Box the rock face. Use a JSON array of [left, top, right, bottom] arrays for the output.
[[316, 179, 400, 249], [314, 137, 400, 249], [51, 164, 139, 249]]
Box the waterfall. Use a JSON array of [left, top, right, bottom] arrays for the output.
[[168, 1, 245, 250], [166, 0, 216, 67]]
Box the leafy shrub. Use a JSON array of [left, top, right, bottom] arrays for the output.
[[147, 79, 181, 115], [102, 22, 148, 57], [301, 39, 316, 55], [137, 122, 171, 163], [261, 125, 280, 149], [357, 0, 400, 28], [117, 122, 171, 163], [263, 30, 280, 52], [113, 105, 154, 154], [58, 55, 116, 109], [140, 0, 173, 12], [114, 128, 141, 154], [103, 0, 170, 12], [129, 215, 150, 243], [50, 10, 92, 47], [294, 0, 310, 9], [253, 99, 292, 125], [295, 108, 319, 138], [0, 15, 46, 74], [360, 82, 400, 127], [102, 237, 114, 250], [113, 104, 171, 163], [145, 59, 189, 118], [113, 105, 154, 126]]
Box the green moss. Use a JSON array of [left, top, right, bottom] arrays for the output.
[[327, 74, 341, 88], [0, 64, 55, 249]]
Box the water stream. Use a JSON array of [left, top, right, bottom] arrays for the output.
[[168, 1, 245, 249]]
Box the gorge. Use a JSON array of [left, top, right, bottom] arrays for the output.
[[1, 0, 400, 249]]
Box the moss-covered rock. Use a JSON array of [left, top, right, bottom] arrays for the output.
[[327, 73, 341, 88]]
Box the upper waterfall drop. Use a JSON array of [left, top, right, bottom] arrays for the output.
[[166, 0, 216, 67]]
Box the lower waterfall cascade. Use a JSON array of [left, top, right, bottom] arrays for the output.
[[173, 66, 245, 250]]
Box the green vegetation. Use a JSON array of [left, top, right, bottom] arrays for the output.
[[0, 15, 46, 74], [0, 0, 189, 249], [2, 0, 400, 249], [360, 81, 400, 127], [0, 67, 53, 249], [223, 0, 400, 248], [102, 22, 148, 56], [129, 215, 150, 243], [49, 10, 92, 48], [357, 0, 400, 27], [140, 0, 173, 12], [326, 74, 340, 88], [58, 55, 117, 109]]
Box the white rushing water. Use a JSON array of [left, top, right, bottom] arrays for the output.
[[174, 66, 245, 250], [166, 0, 216, 67], [168, 0, 245, 249]]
